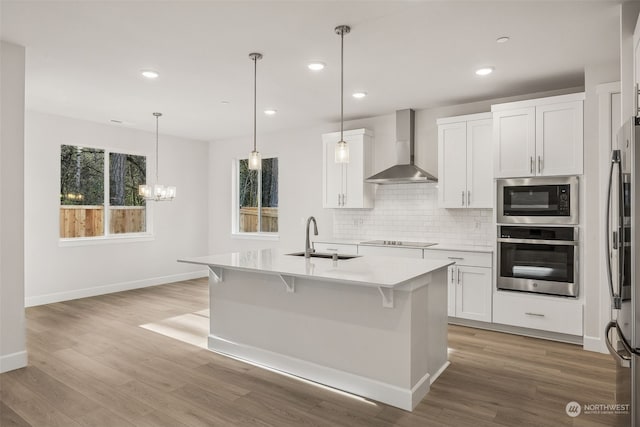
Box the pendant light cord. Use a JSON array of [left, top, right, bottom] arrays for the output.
[[253, 54, 257, 152], [340, 29, 344, 142], [153, 112, 162, 183], [335, 25, 350, 142], [155, 113, 159, 183]]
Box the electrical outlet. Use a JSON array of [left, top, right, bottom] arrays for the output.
[[474, 220, 482, 230]]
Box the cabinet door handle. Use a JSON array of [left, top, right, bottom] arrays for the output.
[[525, 312, 545, 317], [537, 156, 542, 174], [530, 157, 534, 174], [337, 194, 341, 206], [461, 191, 465, 206], [457, 268, 461, 284], [450, 268, 455, 284], [467, 190, 470, 206], [343, 194, 346, 206]]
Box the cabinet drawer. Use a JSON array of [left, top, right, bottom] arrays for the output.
[[493, 291, 583, 336], [357, 245, 423, 258], [313, 243, 358, 255], [423, 249, 491, 268]]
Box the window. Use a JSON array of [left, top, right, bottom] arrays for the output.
[[60, 145, 147, 239], [236, 157, 278, 235]]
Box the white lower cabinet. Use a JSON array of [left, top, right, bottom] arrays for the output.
[[313, 242, 358, 255], [453, 265, 492, 322], [492, 291, 583, 336], [356, 245, 423, 258], [424, 249, 492, 323]]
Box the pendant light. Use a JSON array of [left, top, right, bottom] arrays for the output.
[[138, 112, 176, 201], [248, 52, 263, 170], [334, 25, 351, 164]]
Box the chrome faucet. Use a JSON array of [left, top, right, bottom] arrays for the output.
[[305, 216, 318, 258]]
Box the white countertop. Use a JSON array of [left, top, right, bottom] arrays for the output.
[[314, 239, 493, 253], [427, 243, 493, 253], [178, 248, 452, 288]]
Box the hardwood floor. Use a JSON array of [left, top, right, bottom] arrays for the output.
[[0, 278, 623, 426]]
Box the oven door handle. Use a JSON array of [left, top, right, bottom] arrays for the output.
[[497, 238, 577, 246]]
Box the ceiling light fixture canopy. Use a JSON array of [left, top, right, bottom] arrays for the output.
[[249, 52, 263, 171], [335, 24, 351, 164], [138, 112, 176, 201]]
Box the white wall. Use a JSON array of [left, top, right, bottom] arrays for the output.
[[24, 111, 209, 306], [209, 86, 582, 255], [209, 123, 337, 254], [1, 41, 27, 373], [620, 2, 640, 121]]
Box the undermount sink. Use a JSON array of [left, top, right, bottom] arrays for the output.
[[286, 252, 359, 260]]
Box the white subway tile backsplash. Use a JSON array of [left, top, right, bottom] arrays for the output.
[[333, 183, 493, 246]]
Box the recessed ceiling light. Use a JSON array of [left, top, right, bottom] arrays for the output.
[[140, 69, 159, 79], [352, 92, 367, 99], [264, 109, 277, 116], [221, 100, 230, 105], [475, 67, 494, 76], [496, 36, 510, 43], [308, 62, 325, 71]]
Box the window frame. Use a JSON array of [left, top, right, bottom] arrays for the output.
[[231, 156, 279, 240], [59, 143, 155, 246]]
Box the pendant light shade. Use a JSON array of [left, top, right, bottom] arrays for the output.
[[249, 52, 263, 171], [334, 25, 351, 164], [138, 112, 176, 201]]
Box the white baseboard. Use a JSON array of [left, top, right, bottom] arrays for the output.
[[209, 334, 446, 411], [449, 317, 583, 345], [25, 270, 208, 307], [0, 350, 27, 373], [583, 335, 609, 354]]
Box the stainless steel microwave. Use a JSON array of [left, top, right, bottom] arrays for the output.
[[497, 176, 579, 225]]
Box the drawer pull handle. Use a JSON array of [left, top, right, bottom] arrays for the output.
[[447, 256, 464, 260], [326, 248, 338, 251], [525, 312, 545, 317]]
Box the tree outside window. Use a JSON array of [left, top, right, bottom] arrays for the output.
[[60, 145, 147, 238], [238, 157, 278, 233]]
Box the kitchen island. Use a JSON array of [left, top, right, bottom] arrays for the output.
[[178, 248, 452, 411]]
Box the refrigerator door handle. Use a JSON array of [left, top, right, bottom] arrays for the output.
[[606, 150, 622, 309], [605, 321, 631, 368]]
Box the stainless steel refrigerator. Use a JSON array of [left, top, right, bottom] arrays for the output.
[[605, 117, 640, 426]]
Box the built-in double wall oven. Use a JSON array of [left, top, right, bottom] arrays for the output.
[[496, 176, 579, 298]]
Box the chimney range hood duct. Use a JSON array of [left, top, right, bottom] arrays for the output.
[[365, 109, 438, 184]]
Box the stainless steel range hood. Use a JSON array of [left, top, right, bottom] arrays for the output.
[[365, 109, 438, 184]]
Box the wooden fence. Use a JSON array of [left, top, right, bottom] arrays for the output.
[[60, 206, 146, 238], [239, 207, 278, 233]]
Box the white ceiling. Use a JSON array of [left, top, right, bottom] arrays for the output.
[[1, 1, 621, 141]]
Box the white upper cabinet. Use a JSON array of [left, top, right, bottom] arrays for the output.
[[437, 113, 493, 208], [492, 93, 584, 178], [492, 107, 536, 178], [322, 128, 374, 209]]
